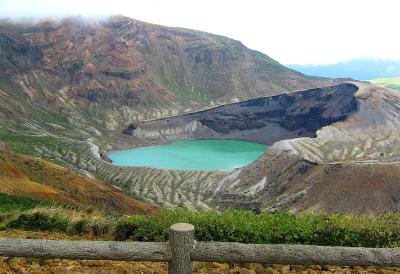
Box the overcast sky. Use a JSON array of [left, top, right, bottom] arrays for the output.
[[1, 0, 399, 65]]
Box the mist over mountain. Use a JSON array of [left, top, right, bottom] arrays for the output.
[[287, 57, 400, 80]]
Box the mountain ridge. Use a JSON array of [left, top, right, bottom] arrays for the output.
[[287, 57, 400, 80], [0, 15, 335, 151]]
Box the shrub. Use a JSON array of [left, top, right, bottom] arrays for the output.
[[114, 215, 147, 241], [88, 216, 116, 237], [112, 209, 400, 247], [5, 207, 400, 248], [6, 212, 69, 232], [68, 218, 88, 235]]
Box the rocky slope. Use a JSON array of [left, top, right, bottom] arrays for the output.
[[0, 15, 331, 151], [130, 83, 358, 145], [0, 148, 155, 214], [215, 82, 400, 214], [31, 81, 400, 215]]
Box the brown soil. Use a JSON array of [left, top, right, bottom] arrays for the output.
[[0, 149, 155, 215]]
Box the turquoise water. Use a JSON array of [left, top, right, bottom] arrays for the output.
[[109, 140, 268, 171]]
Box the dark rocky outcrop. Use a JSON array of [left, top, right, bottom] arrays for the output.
[[122, 124, 137, 135], [135, 83, 358, 145], [198, 84, 357, 135], [0, 33, 43, 72], [211, 82, 400, 215], [101, 70, 144, 80]]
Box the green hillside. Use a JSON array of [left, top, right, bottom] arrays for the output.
[[370, 77, 400, 90]]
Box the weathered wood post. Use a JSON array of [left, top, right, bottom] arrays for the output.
[[168, 223, 195, 274]]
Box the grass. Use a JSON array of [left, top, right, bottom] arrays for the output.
[[0, 129, 65, 155], [29, 105, 71, 128], [1, 205, 118, 236], [0, 126, 85, 157], [3, 206, 400, 248], [6, 211, 70, 232], [114, 209, 400, 247], [0, 193, 115, 235], [0, 193, 62, 225], [163, 79, 220, 105], [370, 77, 400, 90], [0, 193, 54, 212]]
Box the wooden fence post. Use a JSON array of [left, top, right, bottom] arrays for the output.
[[168, 223, 195, 274]]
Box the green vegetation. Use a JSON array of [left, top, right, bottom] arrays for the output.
[[0, 129, 64, 155], [1, 206, 118, 236], [370, 77, 400, 90], [115, 209, 400, 247], [0, 126, 84, 157], [7, 211, 69, 232], [164, 79, 220, 105], [0, 193, 54, 212], [3, 207, 400, 248], [177, 28, 238, 46], [28, 105, 71, 128], [0, 193, 61, 225]]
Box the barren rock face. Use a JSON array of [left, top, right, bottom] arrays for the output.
[[132, 83, 358, 145], [214, 82, 400, 215]]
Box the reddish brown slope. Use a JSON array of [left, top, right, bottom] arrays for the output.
[[0, 148, 155, 214]]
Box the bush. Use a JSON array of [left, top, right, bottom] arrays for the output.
[[5, 207, 400, 248], [6, 212, 69, 232], [88, 217, 115, 237], [112, 209, 400, 247], [68, 219, 88, 235], [114, 215, 146, 241]]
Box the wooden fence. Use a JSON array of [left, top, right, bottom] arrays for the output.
[[0, 223, 400, 274]]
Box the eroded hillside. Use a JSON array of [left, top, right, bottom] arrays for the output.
[[0, 148, 155, 214], [216, 82, 400, 214]]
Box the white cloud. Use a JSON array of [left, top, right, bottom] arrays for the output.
[[1, 0, 399, 64]]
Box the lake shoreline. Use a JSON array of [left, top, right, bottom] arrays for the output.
[[108, 139, 268, 171]]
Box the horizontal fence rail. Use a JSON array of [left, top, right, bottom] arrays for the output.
[[0, 223, 400, 274], [0, 238, 171, 261], [192, 242, 400, 266]]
